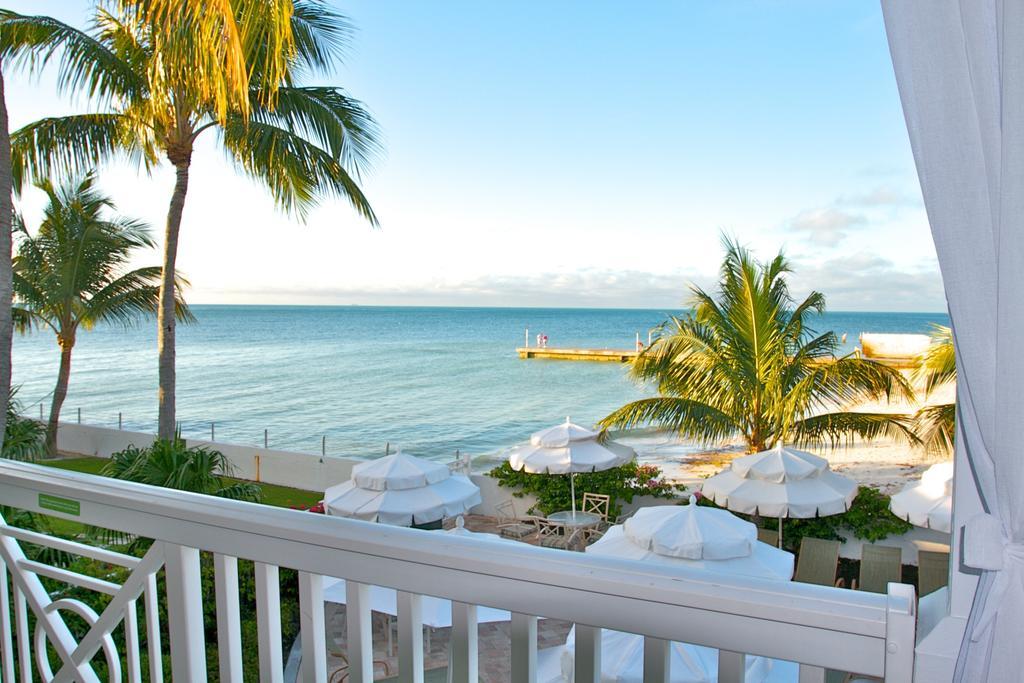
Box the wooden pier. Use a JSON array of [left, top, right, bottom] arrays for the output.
[[516, 347, 639, 362]]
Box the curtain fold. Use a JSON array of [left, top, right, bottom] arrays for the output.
[[881, 1, 1024, 680]]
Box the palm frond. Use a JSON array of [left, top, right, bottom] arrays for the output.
[[11, 114, 136, 192], [915, 324, 956, 396], [0, 10, 143, 100], [220, 117, 378, 224], [599, 397, 738, 446], [914, 403, 955, 456], [252, 86, 382, 173], [792, 411, 921, 448], [290, 0, 354, 74]]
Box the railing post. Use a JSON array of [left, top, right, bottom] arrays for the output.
[[321, 435, 326, 457], [164, 544, 207, 681], [450, 602, 478, 683], [118, 412, 122, 430], [717, 650, 745, 683], [397, 591, 424, 683], [798, 664, 826, 683], [510, 613, 537, 683], [298, 572, 327, 683], [211, 423, 215, 442], [77, 408, 81, 424], [124, 599, 142, 683], [264, 429, 269, 449], [214, 554, 243, 683], [575, 625, 601, 683], [884, 583, 916, 682], [642, 637, 669, 683], [0, 559, 14, 683], [144, 573, 164, 683], [255, 562, 284, 683], [13, 587, 29, 682], [346, 581, 373, 683]]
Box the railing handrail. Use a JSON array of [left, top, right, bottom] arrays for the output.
[[0, 460, 914, 676]]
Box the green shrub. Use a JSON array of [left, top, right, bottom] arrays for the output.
[[709, 486, 914, 552], [488, 461, 677, 517]]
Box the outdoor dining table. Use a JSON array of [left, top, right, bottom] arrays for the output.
[[547, 510, 603, 529]]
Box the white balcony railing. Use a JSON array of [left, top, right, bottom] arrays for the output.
[[0, 460, 916, 682]]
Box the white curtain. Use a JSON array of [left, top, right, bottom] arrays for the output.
[[882, 1, 1024, 680]]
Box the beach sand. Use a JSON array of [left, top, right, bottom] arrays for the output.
[[623, 380, 955, 495]]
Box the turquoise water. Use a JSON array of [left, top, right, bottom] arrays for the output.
[[12, 306, 949, 461]]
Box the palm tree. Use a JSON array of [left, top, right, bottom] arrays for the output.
[[601, 239, 918, 452], [2, 1, 380, 438], [103, 436, 261, 501], [13, 172, 192, 455], [0, 1, 295, 445], [914, 324, 956, 455]]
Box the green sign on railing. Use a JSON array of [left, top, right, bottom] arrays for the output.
[[38, 493, 80, 516]]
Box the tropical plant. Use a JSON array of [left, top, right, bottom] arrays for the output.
[[103, 436, 262, 502], [488, 461, 676, 518], [13, 172, 191, 455], [2, 387, 44, 461], [914, 324, 956, 455], [601, 239, 918, 452], [1, 1, 380, 438], [702, 487, 913, 553]]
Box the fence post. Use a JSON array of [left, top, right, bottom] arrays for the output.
[[211, 423, 215, 442], [39, 405, 43, 420], [264, 429, 268, 449], [77, 408, 81, 424], [321, 435, 326, 457]]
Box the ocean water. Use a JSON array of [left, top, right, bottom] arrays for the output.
[[12, 306, 949, 464]]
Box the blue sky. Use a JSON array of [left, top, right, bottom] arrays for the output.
[[5, 1, 945, 311]]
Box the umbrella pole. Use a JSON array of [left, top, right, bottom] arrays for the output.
[[571, 473, 577, 518], [778, 516, 783, 549]]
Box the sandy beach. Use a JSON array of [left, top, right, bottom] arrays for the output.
[[625, 379, 955, 495]]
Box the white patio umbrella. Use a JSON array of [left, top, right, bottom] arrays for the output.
[[322, 518, 515, 627], [595, 498, 794, 580], [699, 444, 857, 547], [506, 418, 635, 515], [559, 500, 797, 682], [322, 579, 511, 628], [323, 451, 481, 526], [889, 461, 953, 533]]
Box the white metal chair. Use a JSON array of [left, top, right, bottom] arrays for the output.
[[495, 499, 537, 539]]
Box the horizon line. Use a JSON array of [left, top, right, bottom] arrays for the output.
[[184, 302, 951, 315]]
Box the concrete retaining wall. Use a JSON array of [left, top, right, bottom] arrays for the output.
[[54, 422, 534, 512], [53, 423, 948, 562]]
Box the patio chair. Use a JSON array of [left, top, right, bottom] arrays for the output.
[[854, 544, 903, 593], [613, 510, 634, 525], [917, 550, 950, 597], [794, 537, 844, 587], [756, 527, 779, 546], [536, 518, 581, 550], [582, 492, 611, 520], [494, 500, 537, 539]]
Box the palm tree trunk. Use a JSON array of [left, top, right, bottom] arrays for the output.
[[157, 157, 191, 439], [0, 65, 14, 448], [45, 341, 73, 457]]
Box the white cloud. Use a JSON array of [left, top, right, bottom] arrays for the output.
[[786, 207, 866, 246], [788, 252, 945, 312], [837, 186, 922, 208]]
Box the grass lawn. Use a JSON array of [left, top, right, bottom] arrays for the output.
[[40, 456, 323, 508]]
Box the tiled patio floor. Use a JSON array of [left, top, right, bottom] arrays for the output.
[[323, 515, 573, 682]]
